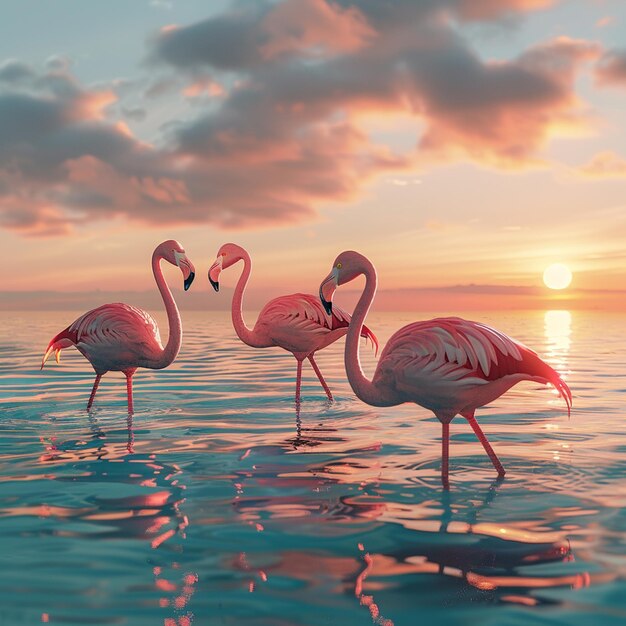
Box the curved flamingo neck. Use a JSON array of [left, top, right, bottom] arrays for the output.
[[231, 250, 262, 348], [150, 251, 182, 369], [345, 259, 395, 407]]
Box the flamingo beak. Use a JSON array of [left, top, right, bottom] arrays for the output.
[[319, 269, 338, 316], [175, 253, 196, 291], [184, 271, 195, 292], [208, 255, 223, 292]]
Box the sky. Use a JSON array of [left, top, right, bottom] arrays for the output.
[[1, 0, 626, 311]]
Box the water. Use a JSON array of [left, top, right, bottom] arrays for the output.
[[0, 309, 624, 625]]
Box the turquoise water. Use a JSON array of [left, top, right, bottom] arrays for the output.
[[0, 309, 624, 625]]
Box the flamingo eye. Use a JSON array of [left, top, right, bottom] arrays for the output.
[[336, 263, 342, 269]]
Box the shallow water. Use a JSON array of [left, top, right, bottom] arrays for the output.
[[0, 309, 624, 625]]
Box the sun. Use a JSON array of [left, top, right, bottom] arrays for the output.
[[543, 263, 573, 290]]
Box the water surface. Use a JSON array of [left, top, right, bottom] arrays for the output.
[[0, 309, 624, 625]]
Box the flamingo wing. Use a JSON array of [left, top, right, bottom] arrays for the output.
[[70, 303, 162, 349], [42, 303, 163, 368], [374, 317, 571, 413], [257, 293, 377, 348]]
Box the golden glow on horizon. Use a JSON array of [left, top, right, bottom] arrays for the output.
[[543, 264, 573, 290]]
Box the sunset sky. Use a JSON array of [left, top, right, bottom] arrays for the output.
[[1, 0, 626, 310]]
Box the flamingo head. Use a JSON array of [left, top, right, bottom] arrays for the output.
[[319, 251, 367, 315], [208, 243, 246, 292], [157, 240, 196, 291]]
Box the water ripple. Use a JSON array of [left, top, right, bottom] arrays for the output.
[[0, 310, 625, 625]]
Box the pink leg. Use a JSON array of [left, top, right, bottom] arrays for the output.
[[125, 372, 134, 415], [466, 413, 505, 477], [126, 413, 134, 454], [87, 374, 102, 410], [307, 354, 333, 401], [441, 421, 450, 490], [295, 359, 303, 405]]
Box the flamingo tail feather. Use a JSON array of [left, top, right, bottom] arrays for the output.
[[550, 371, 572, 418], [529, 356, 572, 417], [360, 324, 379, 357]]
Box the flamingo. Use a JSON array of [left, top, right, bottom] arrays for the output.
[[41, 240, 195, 413], [319, 251, 572, 487], [208, 243, 377, 405]]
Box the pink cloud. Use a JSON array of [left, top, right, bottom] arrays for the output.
[[0, 2, 606, 237], [260, 0, 375, 59], [415, 37, 600, 164], [456, 0, 557, 20], [595, 48, 626, 86], [182, 79, 225, 98]]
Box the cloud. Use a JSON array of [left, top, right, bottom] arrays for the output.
[[0, 59, 36, 83], [0, 1, 601, 236], [150, 0, 375, 70], [388, 178, 422, 186], [121, 105, 147, 121], [595, 48, 626, 86], [454, 0, 556, 20], [0, 60, 402, 236], [578, 151, 626, 178], [155, 3, 599, 167], [414, 36, 600, 163]]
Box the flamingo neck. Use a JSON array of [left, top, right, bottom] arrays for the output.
[[231, 250, 262, 348], [150, 251, 182, 369], [345, 260, 394, 407]]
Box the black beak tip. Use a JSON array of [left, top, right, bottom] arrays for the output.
[[321, 298, 332, 316], [184, 272, 195, 291], [209, 277, 219, 292]]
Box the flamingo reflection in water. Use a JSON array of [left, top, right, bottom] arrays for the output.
[[37, 418, 198, 625], [349, 484, 600, 620], [320, 251, 572, 487]]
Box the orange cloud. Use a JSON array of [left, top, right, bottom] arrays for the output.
[[260, 0, 375, 59], [595, 16, 614, 29], [578, 151, 626, 178], [182, 79, 224, 98]]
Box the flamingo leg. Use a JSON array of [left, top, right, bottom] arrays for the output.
[[125, 372, 134, 415], [441, 421, 450, 490], [87, 374, 102, 410], [307, 354, 333, 401], [465, 413, 505, 477], [295, 359, 303, 406], [126, 412, 134, 454]]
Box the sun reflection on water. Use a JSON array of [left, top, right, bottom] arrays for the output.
[[544, 310, 572, 366]]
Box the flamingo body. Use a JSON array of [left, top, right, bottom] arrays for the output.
[[41, 240, 195, 412], [319, 251, 572, 486], [254, 293, 374, 359], [43, 304, 165, 375], [373, 317, 572, 419], [209, 244, 377, 404]]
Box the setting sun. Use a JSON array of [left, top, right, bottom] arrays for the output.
[[543, 263, 573, 290]]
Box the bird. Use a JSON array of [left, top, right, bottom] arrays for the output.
[[208, 243, 377, 405], [319, 251, 572, 488], [41, 240, 196, 413]]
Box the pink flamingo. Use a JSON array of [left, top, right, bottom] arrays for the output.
[[319, 251, 572, 487], [41, 240, 195, 413], [208, 243, 377, 405]]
